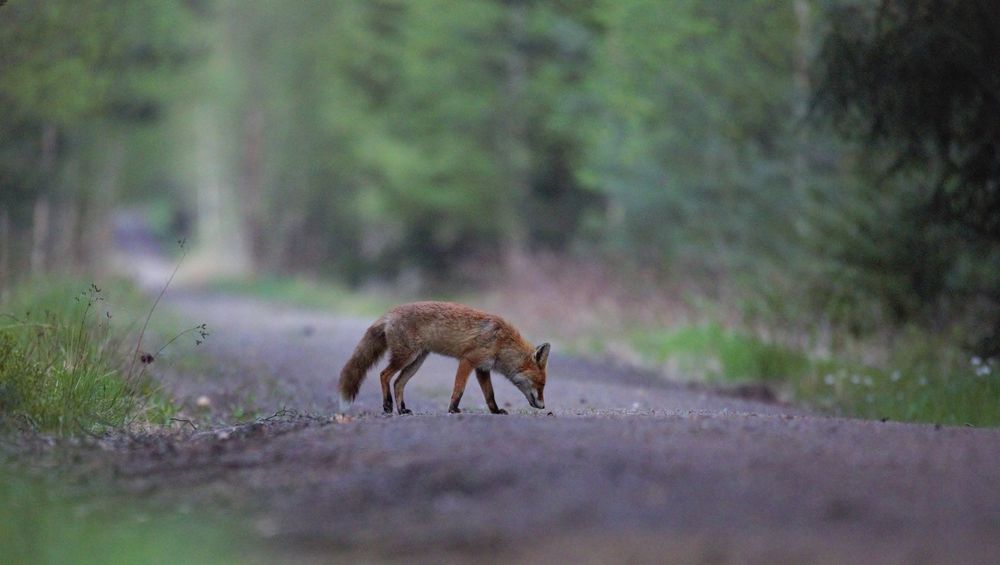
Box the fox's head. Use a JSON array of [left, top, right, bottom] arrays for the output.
[[512, 342, 549, 409]]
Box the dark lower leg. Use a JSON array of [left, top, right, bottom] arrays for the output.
[[379, 365, 399, 413], [476, 369, 506, 414]]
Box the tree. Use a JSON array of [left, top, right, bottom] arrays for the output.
[[204, 0, 602, 280], [578, 0, 800, 278], [814, 0, 1000, 239], [812, 0, 1000, 355], [0, 0, 201, 277]]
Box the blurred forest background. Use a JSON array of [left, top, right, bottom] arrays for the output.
[[2, 1, 999, 420]]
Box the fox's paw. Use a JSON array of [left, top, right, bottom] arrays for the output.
[[491, 408, 508, 415], [398, 408, 413, 415], [448, 407, 462, 414]]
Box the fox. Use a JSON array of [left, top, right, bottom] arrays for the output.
[[338, 301, 549, 415]]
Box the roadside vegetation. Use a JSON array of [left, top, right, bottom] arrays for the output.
[[631, 323, 999, 427], [0, 278, 240, 563], [0, 278, 194, 436]]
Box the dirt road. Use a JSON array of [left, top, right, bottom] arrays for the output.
[[113, 293, 1000, 564]]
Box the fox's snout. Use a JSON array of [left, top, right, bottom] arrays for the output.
[[518, 383, 544, 409], [529, 390, 544, 409]]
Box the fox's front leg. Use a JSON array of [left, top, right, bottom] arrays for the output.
[[449, 359, 474, 413], [475, 369, 507, 414]]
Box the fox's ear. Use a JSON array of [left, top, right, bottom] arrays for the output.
[[534, 342, 551, 369]]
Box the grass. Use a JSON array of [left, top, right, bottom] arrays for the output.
[[205, 276, 393, 316], [630, 323, 811, 383], [629, 322, 1000, 426], [0, 468, 244, 565], [796, 331, 1000, 426], [0, 278, 180, 435]]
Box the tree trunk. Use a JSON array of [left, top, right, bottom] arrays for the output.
[[30, 196, 50, 276], [57, 199, 79, 273], [0, 209, 9, 299], [191, 103, 252, 278], [791, 0, 812, 201], [186, 6, 253, 280], [30, 123, 58, 275], [500, 3, 530, 268], [87, 132, 125, 272], [240, 99, 265, 267]]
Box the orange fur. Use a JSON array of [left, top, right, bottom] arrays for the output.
[[337, 302, 549, 414]]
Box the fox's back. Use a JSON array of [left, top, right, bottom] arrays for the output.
[[383, 301, 527, 359]]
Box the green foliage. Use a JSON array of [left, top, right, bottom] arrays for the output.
[[812, 0, 1000, 355], [796, 344, 1000, 427], [0, 0, 201, 127], [580, 0, 799, 271], [631, 322, 1000, 426], [814, 0, 1000, 238], [0, 469, 242, 564], [0, 280, 174, 435], [801, 171, 960, 334], [0, 0, 205, 273], [208, 0, 601, 277], [631, 323, 809, 383]]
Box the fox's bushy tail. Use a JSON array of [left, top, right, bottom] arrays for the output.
[[338, 319, 388, 410]]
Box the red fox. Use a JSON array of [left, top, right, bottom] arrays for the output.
[[338, 301, 549, 415]]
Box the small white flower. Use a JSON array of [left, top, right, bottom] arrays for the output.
[[972, 356, 983, 367], [890, 370, 901, 382], [850, 374, 861, 385], [824, 374, 835, 386], [863, 376, 874, 387], [918, 376, 928, 386]]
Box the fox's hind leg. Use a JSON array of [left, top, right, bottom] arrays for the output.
[[394, 351, 429, 415], [379, 351, 413, 414]]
